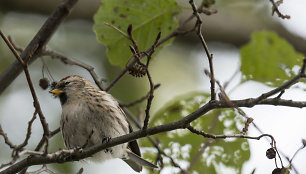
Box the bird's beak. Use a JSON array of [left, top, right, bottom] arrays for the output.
[[49, 88, 63, 96]]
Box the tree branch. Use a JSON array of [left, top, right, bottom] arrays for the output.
[[2, 95, 306, 173], [0, 30, 50, 136], [269, 0, 290, 19], [189, 0, 216, 100], [254, 58, 306, 104], [0, 124, 16, 149], [41, 49, 104, 90], [0, 0, 79, 95], [104, 21, 197, 92]]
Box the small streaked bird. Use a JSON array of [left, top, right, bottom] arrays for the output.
[[50, 75, 157, 172]]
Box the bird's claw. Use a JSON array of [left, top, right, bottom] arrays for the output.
[[102, 137, 111, 143], [102, 137, 112, 153]]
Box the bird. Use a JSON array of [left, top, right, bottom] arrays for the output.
[[49, 75, 157, 172]]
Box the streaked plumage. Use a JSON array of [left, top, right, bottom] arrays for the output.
[[50, 75, 157, 172]]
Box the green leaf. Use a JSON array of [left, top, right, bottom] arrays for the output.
[[142, 92, 250, 174], [240, 31, 304, 87], [93, 0, 180, 67]]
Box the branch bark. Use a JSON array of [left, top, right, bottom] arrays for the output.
[[1, 97, 306, 174], [0, 0, 79, 95]]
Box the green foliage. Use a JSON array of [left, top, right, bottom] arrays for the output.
[[93, 0, 180, 67], [240, 31, 304, 87], [142, 92, 250, 174]]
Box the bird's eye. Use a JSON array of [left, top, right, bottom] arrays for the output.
[[65, 82, 70, 86]]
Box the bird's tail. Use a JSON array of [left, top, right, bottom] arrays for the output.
[[123, 151, 158, 172]]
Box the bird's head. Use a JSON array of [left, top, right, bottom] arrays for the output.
[[49, 75, 86, 105]]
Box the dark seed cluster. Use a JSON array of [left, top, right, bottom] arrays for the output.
[[128, 63, 146, 78], [272, 167, 289, 174], [266, 148, 276, 159]]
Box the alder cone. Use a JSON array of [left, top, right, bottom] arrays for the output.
[[266, 148, 276, 159]]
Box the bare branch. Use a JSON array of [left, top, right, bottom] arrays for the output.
[[120, 84, 160, 107], [104, 20, 198, 92], [0, 30, 50, 137], [186, 124, 271, 140], [41, 49, 104, 90], [254, 58, 306, 103], [13, 110, 38, 154], [142, 70, 154, 130], [289, 140, 306, 164], [27, 165, 55, 174], [187, 140, 215, 172], [189, 0, 216, 100], [49, 128, 60, 137], [2, 93, 306, 174], [0, 159, 18, 170], [269, 0, 290, 19], [0, 0, 79, 95], [0, 124, 16, 149]]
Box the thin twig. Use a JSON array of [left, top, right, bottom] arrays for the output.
[[0, 0, 79, 95], [13, 110, 38, 156], [41, 49, 104, 90], [123, 109, 187, 173], [27, 165, 55, 174], [189, 0, 216, 100], [289, 142, 305, 164], [254, 58, 306, 104], [207, 68, 297, 169], [105, 23, 198, 92], [187, 140, 215, 172], [120, 84, 160, 107], [120, 25, 159, 130], [2, 94, 306, 174], [127, 24, 139, 53], [0, 30, 50, 136], [186, 124, 272, 140], [141, 32, 161, 130], [104, 22, 129, 38], [186, 109, 220, 172], [142, 70, 154, 130], [154, 140, 189, 174], [187, 124, 284, 168], [43, 136, 49, 155], [7, 38, 105, 91], [269, 0, 290, 19], [49, 128, 60, 137], [105, 67, 129, 92], [0, 30, 25, 65], [0, 159, 18, 170], [0, 124, 16, 149]]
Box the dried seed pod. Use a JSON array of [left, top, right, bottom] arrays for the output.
[[272, 168, 282, 174], [128, 63, 146, 77], [272, 167, 290, 174], [266, 148, 276, 159], [39, 78, 49, 90], [302, 139, 306, 147]]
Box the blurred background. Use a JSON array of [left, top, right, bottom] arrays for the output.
[[0, 0, 306, 173]]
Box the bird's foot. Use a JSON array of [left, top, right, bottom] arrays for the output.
[[74, 146, 84, 153], [102, 137, 111, 143], [102, 137, 112, 153]]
